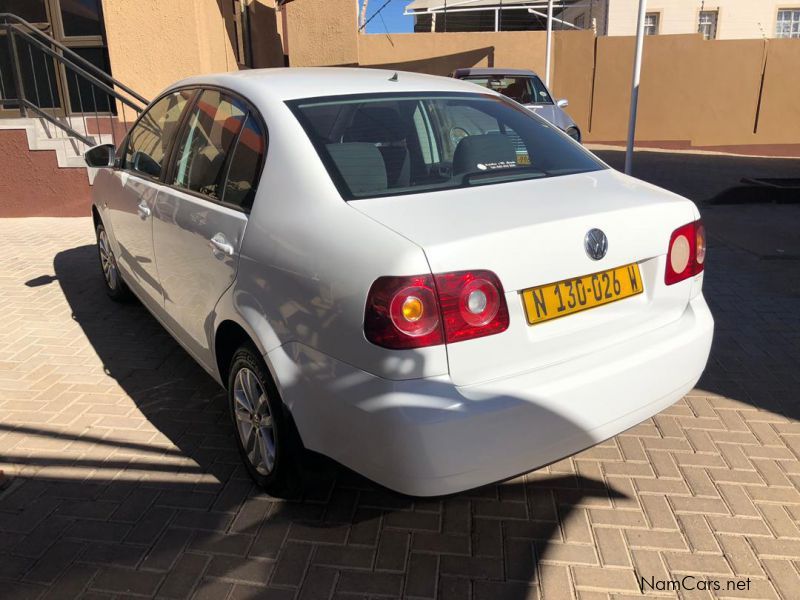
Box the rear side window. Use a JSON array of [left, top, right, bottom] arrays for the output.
[[288, 92, 603, 200], [124, 89, 193, 178], [172, 90, 247, 201], [223, 115, 266, 210], [530, 76, 553, 105]]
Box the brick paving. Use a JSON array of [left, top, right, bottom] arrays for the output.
[[0, 214, 799, 600]]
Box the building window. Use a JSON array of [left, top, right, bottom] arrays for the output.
[[776, 9, 800, 38], [644, 13, 659, 35], [698, 10, 718, 40]]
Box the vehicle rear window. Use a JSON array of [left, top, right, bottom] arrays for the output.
[[463, 75, 553, 105], [287, 92, 603, 200]]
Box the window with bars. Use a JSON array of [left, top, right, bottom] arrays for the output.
[[776, 9, 800, 38], [698, 10, 718, 40], [644, 13, 659, 36]]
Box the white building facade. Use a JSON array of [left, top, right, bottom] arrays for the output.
[[567, 0, 800, 39], [406, 1, 800, 40]]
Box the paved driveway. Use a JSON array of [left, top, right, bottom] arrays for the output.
[[1, 198, 799, 599]]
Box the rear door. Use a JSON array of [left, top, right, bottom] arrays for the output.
[[152, 88, 266, 365], [104, 89, 194, 311]]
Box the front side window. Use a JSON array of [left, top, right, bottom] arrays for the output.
[[172, 90, 247, 201], [124, 89, 193, 178], [698, 10, 718, 40], [644, 13, 659, 35], [776, 9, 800, 38], [289, 92, 603, 200]]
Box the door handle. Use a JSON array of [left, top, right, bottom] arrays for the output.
[[209, 233, 235, 257], [137, 202, 151, 218]]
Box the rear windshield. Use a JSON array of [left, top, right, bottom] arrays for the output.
[[287, 92, 604, 200], [463, 75, 553, 105]]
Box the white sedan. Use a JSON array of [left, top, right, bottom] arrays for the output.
[[86, 68, 713, 497]]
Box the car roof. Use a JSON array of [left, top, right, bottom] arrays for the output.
[[166, 67, 493, 103], [453, 67, 540, 78]]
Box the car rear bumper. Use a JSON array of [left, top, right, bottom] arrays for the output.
[[270, 294, 713, 497]]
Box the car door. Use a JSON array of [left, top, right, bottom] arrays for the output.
[[104, 89, 194, 311], [152, 88, 266, 366]]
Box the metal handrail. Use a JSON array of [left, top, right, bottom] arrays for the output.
[[7, 24, 145, 113], [0, 13, 149, 108], [19, 99, 94, 146], [0, 12, 152, 153]]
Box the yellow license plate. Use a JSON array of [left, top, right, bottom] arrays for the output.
[[522, 263, 643, 325]]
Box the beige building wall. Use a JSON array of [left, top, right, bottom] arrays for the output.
[[102, 0, 284, 102], [358, 30, 547, 76], [605, 0, 788, 39], [103, 0, 235, 101], [283, 0, 359, 66]]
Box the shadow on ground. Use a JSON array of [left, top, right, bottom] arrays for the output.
[[0, 243, 627, 599], [594, 148, 800, 422], [594, 148, 800, 204]]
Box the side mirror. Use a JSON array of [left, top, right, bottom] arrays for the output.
[[132, 151, 161, 178], [557, 98, 569, 109], [84, 144, 115, 168]]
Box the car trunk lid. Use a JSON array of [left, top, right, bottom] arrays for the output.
[[351, 169, 698, 385]]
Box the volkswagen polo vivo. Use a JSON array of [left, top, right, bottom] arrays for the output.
[[86, 68, 713, 497]]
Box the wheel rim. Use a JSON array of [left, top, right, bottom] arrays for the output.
[[233, 367, 277, 476], [97, 229, 118, 290]]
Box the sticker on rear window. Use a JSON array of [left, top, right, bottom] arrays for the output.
[[477, 160, 516, 171]]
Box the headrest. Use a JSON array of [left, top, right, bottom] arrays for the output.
[[345, 106, 405, 143], [326, 143, 387, 196], [452, 133, 518, 175]]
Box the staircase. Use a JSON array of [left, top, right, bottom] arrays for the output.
[[0, 116, 114, 180], [0, 13, 148, 185]]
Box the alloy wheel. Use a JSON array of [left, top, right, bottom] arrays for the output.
[[233, 367, 277, 476], [98, 228, 118, 290]]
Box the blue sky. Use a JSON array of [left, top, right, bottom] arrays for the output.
[[364, 0, 415, 34]]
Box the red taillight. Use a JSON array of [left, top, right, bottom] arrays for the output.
[[364, 275, 443, 349], [665, 219, 706, 285], [434, 270, 509, 343], [364, 270, 509, 349]]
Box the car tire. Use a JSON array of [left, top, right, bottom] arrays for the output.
[[95, 222, 132, 302], [566, 127, 582, 143], [228, 344, 300, 495]]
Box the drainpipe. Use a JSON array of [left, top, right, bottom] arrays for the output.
[[625, 0, 647, 175], [545, 0, 554, 87], [281, 2, 289, 64]]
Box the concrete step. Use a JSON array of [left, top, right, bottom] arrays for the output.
[[0, 116, 117, 183]]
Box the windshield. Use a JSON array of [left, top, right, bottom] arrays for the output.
[[464, 75, 553, 105], [288, 92, 603, 200]]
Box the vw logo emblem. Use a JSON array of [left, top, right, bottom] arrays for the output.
[[584, 228, 608, 260]]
